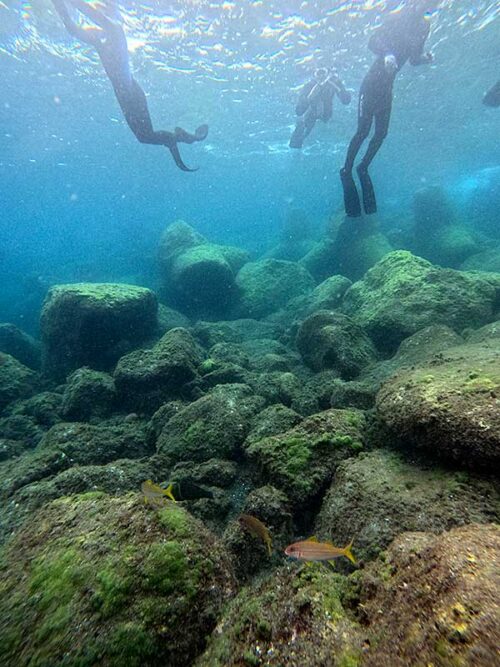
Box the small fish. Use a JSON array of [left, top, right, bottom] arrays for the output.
[[238, 514, 273, 556], [141, 480, 177, 508], [285, 537, 356, 564]]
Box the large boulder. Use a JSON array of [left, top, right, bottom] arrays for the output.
[[159, 221, 248, 318], [41, 283, 158, 381], [376, 341, 500, 470], [0, 353, 37, 413], [0, 323, 41, 370], [315, 450, 500, 561], [358, 524, 500, 666], [245, 408, 366, 507], [342, 251, 497, 355], [157, 384, 265, 463], [235, 259, 314, 319], [0, 494, 235, 667], [61, 367, 117, 421], [114, 328, 202, 412], [296, 310, 377, 378]]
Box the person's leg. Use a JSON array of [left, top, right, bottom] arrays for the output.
[[343, 91, 373, 174], [358, 96, 392, 170]]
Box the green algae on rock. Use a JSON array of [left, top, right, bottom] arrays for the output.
[[245, 408, 366, 507], [61, 367, 117, 421], [315, 450, 500, 562], [376, 341, 500, 470], [358, 524, 500, 667], [0, 323, 41, 370], [195, 566, 363, 667], [0, 352, 38, 413], [40, 283, 158, 381], [0, 493, 235, 667], [341, 251, 497, 355]]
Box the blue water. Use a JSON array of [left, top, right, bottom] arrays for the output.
[[0, 0, 499, 332]]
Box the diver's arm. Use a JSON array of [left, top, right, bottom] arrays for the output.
[[296, 81, 314, 116], [409, 20, 432, 65], [330, 76, 351, 105], [51, 0, 102, 45], [70, 0, 118, 32]]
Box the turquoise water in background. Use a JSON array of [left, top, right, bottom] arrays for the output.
[[0, 0, 499, 332]]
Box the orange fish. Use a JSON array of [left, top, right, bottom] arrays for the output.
[[285, 537, 356, 564], [238, 514, 273, 556]]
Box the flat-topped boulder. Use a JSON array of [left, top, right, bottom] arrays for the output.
[[41, 283, 158, 381]]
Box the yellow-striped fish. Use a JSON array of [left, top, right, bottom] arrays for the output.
[[141, 480, 177, 508], [285, 537, 356, 564]]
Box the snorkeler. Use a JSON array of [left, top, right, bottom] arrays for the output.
[[51, 0, 208, 171], [340, 0, 438, 217], [483, 80, 500, 108], [289, 67, 351, 149]]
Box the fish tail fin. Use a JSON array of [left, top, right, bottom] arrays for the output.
[[164, 483, 177, 503], [343, 540, 356, 565]]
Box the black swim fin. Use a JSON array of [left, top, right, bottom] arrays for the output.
[[340, 168, 361, 217], [168, 143, 198, 172], [174, 124, 209, 144], [357, 165, 377, 215]]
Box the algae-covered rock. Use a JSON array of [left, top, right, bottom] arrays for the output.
[[6, 391, 63, 428], [296, 310, 377, 378], [235, 259, 315, 319], [0, 494, 235, 667], [196, 566, 363, 667], [342, 251, 497, 354], [316, 450, 500, 562], [376, 341, 500, 470], [157, 303, 191, 335], [462, 248, 500, 273], [41, 283, 158, 381], [0, 352, 37, 413], [245, 404, 303, 445], [194, 319, 280, 348], [358, 524, 500, 666], [329, 379, 376, 410], [114, 328, 202, 412], [157, 384, 265, 463], [0, 323, 41, 370], [245, 408, 366, 507], [61, 367, 116, 421]]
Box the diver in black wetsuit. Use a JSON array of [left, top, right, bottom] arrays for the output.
[[340, 0, 439, 217], [51, 0, 208, 171], [483, 81, 500, 108], [289, 68, 351, 149]]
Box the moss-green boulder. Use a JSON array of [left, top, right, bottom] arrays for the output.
[[0, 352, 37, 413], [245, 408, 366, 507], [61, 367, 116, 421], [196, 566, 363, 667], [376, 341, 500, 470], [157, 384, 265, 463], [358, 524, 500, 666], [462, 248, 500, 273], [0, 494, 235, 667], [342, 251, 497, 354], [235, 259, 315, 319], [114, 328, 202, 412], [0, 323, 41, 370], [41, 283, 158, 381], [296, 310, 377, 378], [315, 450, 500, 562]]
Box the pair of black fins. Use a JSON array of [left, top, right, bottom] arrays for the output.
[[340, 166, 377, 217]]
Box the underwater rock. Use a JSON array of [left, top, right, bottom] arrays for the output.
[[300, 236, 338, 283], [245, 408, 366, 508], [6, 391, 63, 428], [392, 323, 464, 366], [235, 259, 314, 319], [266, 208, 316, 262], [0, 323, 41, 370], [461, 247, 500, 273], [0, 413, 44, 450], [196, 566, 363, 666], [157, 303, 191, 334], [157, 383, 265, 463], [342, 251, 497, 355], [158, 220, 248, 318], [410, 186, 478, 268], [0, 493, 236, 667], [194, 319, 281, 348], [248, 371, 303, 409], [315, 450, 500, 562], [223, 485, 293, 582], [329, 217, 394, 282], [61, 367, 117, 421], [40, 283, 158, 381], [329, 379, 376, 410], [376, 341, 500, 470], [465, 319, 500, 344], [358, 524, 500, 666], [208, 341, 251, 368], [114, 328, 202, 412], [296, 310, 377, 378], [0, 352, 37, 413], [246, 404, 303, 445]]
